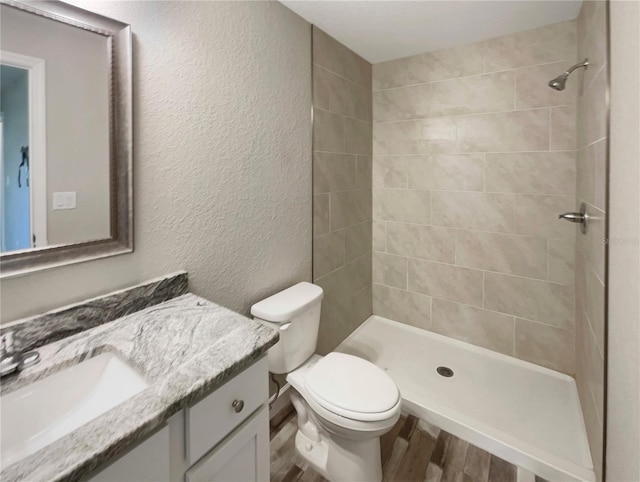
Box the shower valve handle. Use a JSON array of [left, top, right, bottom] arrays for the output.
[[558, 203, 588, 234], [558, 212, 585, 223]]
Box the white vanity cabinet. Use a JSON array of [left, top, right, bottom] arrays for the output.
[[185, 406, 269, 482], [89, 357, 270, 482]]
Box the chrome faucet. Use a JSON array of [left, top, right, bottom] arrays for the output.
[[0, 332, 40, 377]]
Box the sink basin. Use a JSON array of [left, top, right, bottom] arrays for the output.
[[0, 352, 149, 468]]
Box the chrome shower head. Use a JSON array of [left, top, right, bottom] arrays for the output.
[[548, 58, 589, 91], [548, 73, 570, 91]]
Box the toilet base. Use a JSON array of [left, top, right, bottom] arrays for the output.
[[290, 390, 384, 482], [294, 426, 383, 482]]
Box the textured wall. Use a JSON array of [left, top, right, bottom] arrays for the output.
[[574, 2, 608, 479], [1, 1, 312, 323], [312, 27, 373, 354], [607, 1, 640, 480], [371, 21, 578, 374]]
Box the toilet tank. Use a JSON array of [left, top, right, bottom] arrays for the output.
[[251, 282, 323, 374]]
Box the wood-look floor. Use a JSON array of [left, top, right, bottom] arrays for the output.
[[270, 409, 520, 482]]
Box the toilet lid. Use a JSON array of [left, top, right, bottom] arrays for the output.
[[304, 353, 400, 420]]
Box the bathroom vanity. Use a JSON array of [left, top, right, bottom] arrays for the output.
[[0, 274, 278, 482], [91, 357, 270, 482]]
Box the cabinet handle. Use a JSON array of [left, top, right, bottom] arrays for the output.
[[232, 399, 244, 413]]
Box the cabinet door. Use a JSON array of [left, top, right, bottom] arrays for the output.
[[185, 405, 269, 482], [89, 425, 170, 482]]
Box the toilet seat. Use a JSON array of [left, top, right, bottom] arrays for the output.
[[304, 352, 400, 423]]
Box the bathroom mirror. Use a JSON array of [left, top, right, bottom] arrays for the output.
[[0, 0, 132, 277]]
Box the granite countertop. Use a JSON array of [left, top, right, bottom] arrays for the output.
[[0, 293, 279, 482]]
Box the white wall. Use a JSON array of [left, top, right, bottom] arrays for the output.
[[607, 1, 640, 480], [1, 4, 111, 246], [0, 1, 312, 323]]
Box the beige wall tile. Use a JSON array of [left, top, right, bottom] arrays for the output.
[[347, 252, 372, 294], [548, 239, 575, 285], [373, 85, 428, 121], [419, 117, 458, 153], [374, 119, 456, 156], [313, 65, 348, 116], [373, 220, 386, 252], [585, 67, 608, 145], [331, 189, 371, 230], [485, 152, 576, 195], [515, 194, 576, 240], [314, 231, 345, 279], [373, 283, 431, 329], [426, 71, 515, 117], [575, 309, 604, 478], [514, 318, 574, 373], [586, 266, 605, 357], [576, 308, 605, 420], [578, 0, 607, 90], [408, 259, 484, 307], [345, 118, 372, 155], [550, 105, 577, 150], [373, 121, 423, 155], [314, 193, 330, 236], [577, 140, 607, 210], [312, 27, 373, 361], [575, 248, 587, 314], [373, 58, 408, 90], [431, 299, 515, 355], [407, 43, 485, 84], [313, 27, 371, 87], [313, 108, 344, 152], [515, 61, 578, 109], [431, 191, 515, 233], [352, 284, 373, 328], [313, 65, 372, 123], [375, 72, 515, 120], [373, 189, 431, 224], [408, 154, 484, 191], [386, 222, 455, 263], [456, 109, 550, 152], [373, 252, 407, 289], [345, 221, 372, 262], [356, 155, 372, 188], [484, 20, 577, 72], [373, 156, 408, 188], [455, 231, 548, 279], [575, 3, 607, 476], [313, 152, 357, 193], [349, 81, 373, 122], [317, 285, 371, 355], [485, 272, 574, 328], [315, 262, 350, 300], [584, 206, 606, 282]]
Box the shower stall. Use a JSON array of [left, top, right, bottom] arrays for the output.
[[310, 2, 608, 481]]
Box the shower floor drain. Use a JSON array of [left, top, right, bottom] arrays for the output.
[[437, 366, 454, 377]]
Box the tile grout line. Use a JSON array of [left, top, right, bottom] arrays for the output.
[[373, 58, 579, 93]]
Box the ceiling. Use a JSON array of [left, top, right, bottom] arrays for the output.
[[280, 1, 582, 63]]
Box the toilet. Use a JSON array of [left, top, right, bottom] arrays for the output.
[[251, 282, 401, 482]]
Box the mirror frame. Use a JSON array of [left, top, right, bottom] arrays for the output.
[[0, 0, 132, 278]]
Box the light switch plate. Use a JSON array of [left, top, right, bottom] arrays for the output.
[[53, 192, 77, 210], [65, 192, 76, 209]]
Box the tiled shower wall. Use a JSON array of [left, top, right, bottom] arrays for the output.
[[575, 1, 608, 479], [312, 27, 373, 354], [371, 21, 578, 373]]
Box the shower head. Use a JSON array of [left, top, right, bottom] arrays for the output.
[[548, 58, 589, 91], [548, 73, 570, 91]]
